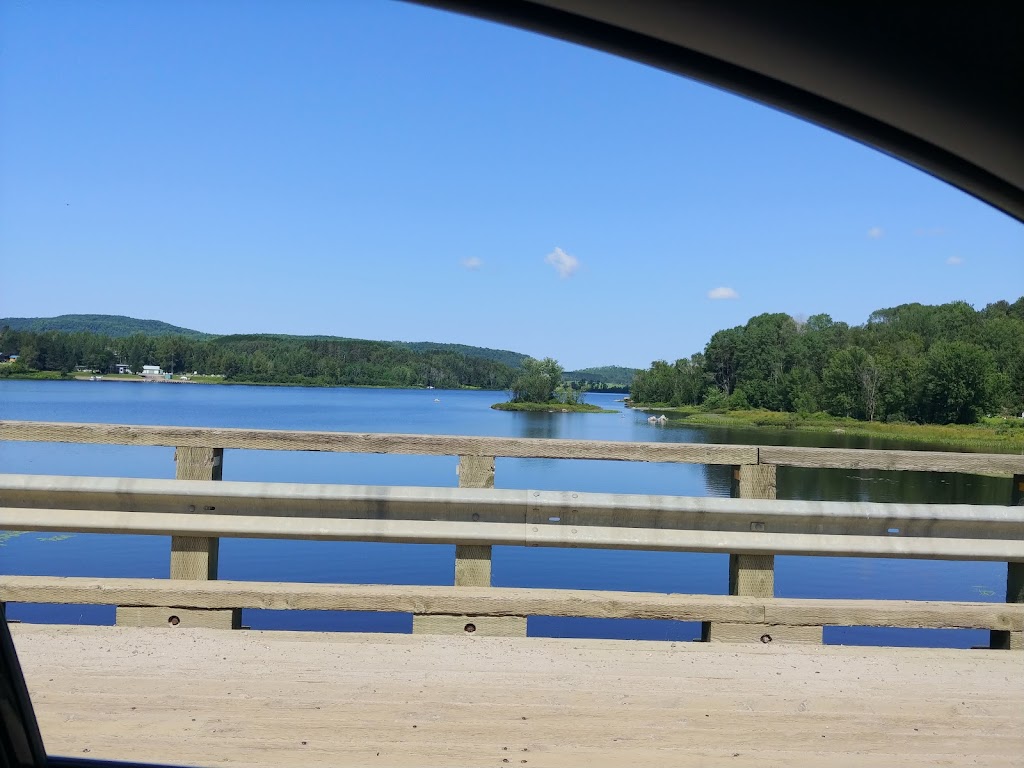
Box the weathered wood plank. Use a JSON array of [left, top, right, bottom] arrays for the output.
[[759, 444, 1024, 476], [0, 420, 757, 465], [4, 506, 1021, 560], [3, 577, 1022, 631]]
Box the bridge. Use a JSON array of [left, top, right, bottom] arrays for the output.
[[1, 419, 1022, 766]]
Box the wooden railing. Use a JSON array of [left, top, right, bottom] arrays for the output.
[[0, 419, 1022, 649]]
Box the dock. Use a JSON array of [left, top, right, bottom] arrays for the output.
[[14, 624, 1024, 767]]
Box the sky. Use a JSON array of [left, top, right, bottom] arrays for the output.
[[1, 1, 1021, 370]]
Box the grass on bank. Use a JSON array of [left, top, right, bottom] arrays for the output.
[[0, 370, 69, 380], [492, 401, 617, 413], [631, 404, 1024, 452]]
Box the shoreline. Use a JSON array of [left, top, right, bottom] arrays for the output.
[[630, 404, 1024, 453], [0, 373, 506, 392], [491, 401, 617, 413]]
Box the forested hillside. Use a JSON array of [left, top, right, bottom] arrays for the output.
[[397, 341, 530, 369], [0, 328, 516, 390], [631, 298, 1024, 424], [0, 315, 532, 371]]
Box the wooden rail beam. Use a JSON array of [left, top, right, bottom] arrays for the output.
[[2, 577, 1022, 637], [5, 419, 1024, 474], [0, 420, 757, 465], [759, 445, 1024, 476]]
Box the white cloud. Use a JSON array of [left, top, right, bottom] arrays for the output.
[[946, 255, 964, 266], [545, 247, 579, 278], [460, 256, 482, 270], [867, 226, 884, 239], [707, 286, 739, 300]]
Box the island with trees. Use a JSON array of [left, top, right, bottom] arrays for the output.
[[492, 357, 616, 413]]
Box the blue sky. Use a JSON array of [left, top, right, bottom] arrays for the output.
[[2, 0, 1021, 370]]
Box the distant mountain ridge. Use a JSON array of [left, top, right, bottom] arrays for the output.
[[0, 314, 211, 339], [564, 365, 639, 386]]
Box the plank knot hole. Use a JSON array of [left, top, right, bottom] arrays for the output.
[[760, 633, 772, 644], [168, 615, 181, 626], [464, 623, 476, 633]]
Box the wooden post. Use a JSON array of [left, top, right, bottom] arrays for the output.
[[992, 474, 1024, 650], [455, 455, 495, 589], [703, 462, 822, 644], [170, 448, 223, 580], [731, 463, 776, 598], [115, 447, 240, 629], [413, 455, 525, 637]]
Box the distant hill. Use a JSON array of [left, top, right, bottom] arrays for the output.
[[397, 341, 531, 369], [0, 314, 210, 340], [1, 315, 635, 376], [564, 365, 639, 386]]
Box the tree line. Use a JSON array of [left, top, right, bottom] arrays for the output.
[[630, 298, 1024, 424], [0, 328, 518, 390]]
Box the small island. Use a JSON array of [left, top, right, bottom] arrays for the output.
[[491, 357, 617, 413]]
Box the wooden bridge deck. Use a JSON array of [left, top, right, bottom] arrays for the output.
[[12, 625, 1024, 768]]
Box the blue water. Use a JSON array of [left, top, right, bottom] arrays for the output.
[[0, 380, 1012, 646]]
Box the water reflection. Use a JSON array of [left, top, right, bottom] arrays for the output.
[[518, 412, 564, 440]]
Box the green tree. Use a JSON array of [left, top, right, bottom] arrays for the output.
[[704, 327, 743, 394], [919, 341, 994, 424], [822, 346, 880, 420], [510, 357, 563, 403]]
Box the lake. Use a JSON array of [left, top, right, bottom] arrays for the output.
[[0, 380, 1013, 647]]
